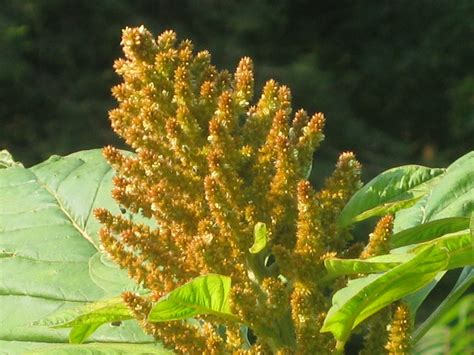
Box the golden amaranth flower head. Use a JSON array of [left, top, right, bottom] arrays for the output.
[[386, 303, 412, 354], [95, 26, 362, 353]]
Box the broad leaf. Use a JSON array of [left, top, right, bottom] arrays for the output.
[[408, 230, 472, 270], [22, 342, 171, 354], [35, 297, 133, 328], [148, 274, 238, 322], [394, 151, 474, 232], [324, 253, 411, 277], [89, 252, 145, 295], [69, 324, 101, 344], [249, 222, 268, 254], [390, 217, 469, 248], [321, 245, 449, 343], [338, 165, 444, 228], [390, 152, 474, 329], [0, 150, 159, 352], [326, 228, 471, 277], [422, 151, 474, 222]]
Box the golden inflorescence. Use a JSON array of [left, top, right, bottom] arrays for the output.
[[360, 214, 394, 259], [95, 26, 367, 353], [386, 303, 412, 354]]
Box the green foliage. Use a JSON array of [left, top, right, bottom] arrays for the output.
[[414, 293, 474, 354], [326, 229, 471, 276], [394, 152, 474, 232], [34, 297, 133, 343], [1, 148, 472, 352], [24, 343, 170, 355], [323, 151, 474, 349], [0, 148, 472, 353], [148, 274, 237, 323], [0, 150, 166, 353], [390, 217, 469, 248], [321, 245, 449, 342], [338, 165, 444, 227], [413, 266, 473, 344], [249, 222, 268, 254], [325, 253, 411, 277]]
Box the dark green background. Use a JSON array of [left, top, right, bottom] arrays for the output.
[[1, 0, 472, 176]]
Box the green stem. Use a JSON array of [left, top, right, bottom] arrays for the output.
[[245, 252, 296, 350], [334, 340, 345, 354]]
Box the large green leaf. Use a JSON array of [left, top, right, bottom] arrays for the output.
[[326, 227, 472, 278], [35, 297, 133, 329], [338, 165, 444, 228], [148, 274, 238, 322], [89, 252, 146, 295], [321, 245, 449, 343], [423, 152, 474, 221], [24, 342, 170, 354], [408, 230, 472, 270], [394, 151, 474, 232], [390, 217, 470, 248], [0, 150, 163, 352], [0, 340, 170, 355], [324, 253, 411, 277]]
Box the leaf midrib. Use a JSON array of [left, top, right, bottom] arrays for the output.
[[31, 163, 102, 251], [40, 182, 98, 250]]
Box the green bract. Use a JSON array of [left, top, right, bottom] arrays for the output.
[[249, 222, 268, 254]]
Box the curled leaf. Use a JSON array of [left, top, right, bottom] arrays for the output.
[[249, 222, 268, 254]]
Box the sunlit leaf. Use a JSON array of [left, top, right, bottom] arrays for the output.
[[321, 245, 449, 343], [22, 342, 171, 354], [249, 222, 268, 254], [422, 152, 474, 222], [394, 151, 474, 232], [34, 297, 133, 329], [338, 165, 444, 228], [68, 324, 101, 344], [390, 217, 469, 248], [403, 271, 446, 314], [408, 230, 472, 270], [324, 253, 411, 277], [0, 150, 156, 351], [148, 274, 238, 322]]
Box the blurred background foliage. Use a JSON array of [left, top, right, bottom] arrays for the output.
[[1, 0, 472, 177]]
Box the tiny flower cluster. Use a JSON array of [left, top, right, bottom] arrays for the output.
[[96, 26, 364, 353]]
